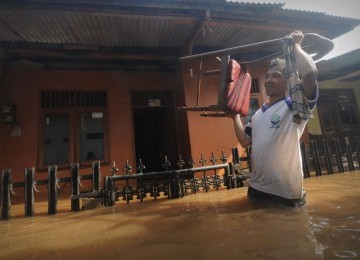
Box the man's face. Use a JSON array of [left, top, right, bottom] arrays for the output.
[[264, 64, 287, 98]]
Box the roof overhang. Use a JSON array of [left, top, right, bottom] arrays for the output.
[[0, 0, 359, 71]]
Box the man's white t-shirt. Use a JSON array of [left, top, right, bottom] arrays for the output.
[[247, 94, 317, 200]]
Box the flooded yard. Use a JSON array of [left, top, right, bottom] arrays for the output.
[[1, 171, 360, 259]]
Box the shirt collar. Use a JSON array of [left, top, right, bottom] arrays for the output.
[[261, 96, 292, 112]]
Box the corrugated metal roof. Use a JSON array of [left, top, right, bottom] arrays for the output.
[[317, 49, 360, 81], [0, 0, 359, 70]]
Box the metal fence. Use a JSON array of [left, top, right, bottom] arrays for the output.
[[1, 149, 250, 220], [4, 133, 359, 221]]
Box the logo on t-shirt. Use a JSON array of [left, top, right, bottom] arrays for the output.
[[270, 113, 281, 128]]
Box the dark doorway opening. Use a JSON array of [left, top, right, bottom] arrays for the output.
[[132, 92, 178, 172]]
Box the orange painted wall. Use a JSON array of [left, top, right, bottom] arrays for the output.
[[0, 60, 272, 183], [0, 67, 182, 182]]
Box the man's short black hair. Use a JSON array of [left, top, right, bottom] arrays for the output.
[[269, 58, 286, 72]]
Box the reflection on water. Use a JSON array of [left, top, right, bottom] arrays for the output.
[[1, 171, 360, 259]]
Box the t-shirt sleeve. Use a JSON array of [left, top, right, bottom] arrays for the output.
[[303, 82, 318, 110]]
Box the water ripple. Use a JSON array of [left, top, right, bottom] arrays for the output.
[[334, 250, 357, 258]]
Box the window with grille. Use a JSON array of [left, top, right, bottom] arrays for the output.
[[317, 89, 360, 133], [39, 90, 108, 169]]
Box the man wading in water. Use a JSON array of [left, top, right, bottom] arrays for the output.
[[232, 30, 318, 207]]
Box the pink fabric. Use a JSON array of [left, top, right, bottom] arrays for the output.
[[226, 59, 252, 116]]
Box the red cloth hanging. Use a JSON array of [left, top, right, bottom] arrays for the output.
[[226, 59, 252, 116]]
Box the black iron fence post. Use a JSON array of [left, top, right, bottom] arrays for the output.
[[310, 140, 322, 176], [71, 163, 80, 211], [136, 159, 145, 202], [1, 170, 11, 220], [224, 164, 231, 190], [226, 163, 233, 189], [48, 165, 57, 215], [186, 158, 195, 195], [355, 136, 360, 168], [210, 153, 219, 191], [92, 161, 101, 191], [322, 139, 333, 175], [199, 153, 209, 192], [300, 141, 310, 178], [231, 148, 239, 188], [174, 156, 185, 198], [344, 137, 355, 171], [104, 176, 115, 206], [334, 138, 345, 173], [24, 167, 35, 217], [168, 155, 181, 199], [246, 147, 252, 172]]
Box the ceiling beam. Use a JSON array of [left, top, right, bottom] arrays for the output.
[[2, 46, 178, 62]]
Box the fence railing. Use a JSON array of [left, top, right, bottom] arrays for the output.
[[1, 149, 250, 220], [3, 133, 358, 221], [301, 135, 360, 178]]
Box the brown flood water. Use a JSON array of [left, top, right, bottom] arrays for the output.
[[1, 171, 360, 259]]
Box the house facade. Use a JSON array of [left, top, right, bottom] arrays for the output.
[[0, 0, 359, 182], [309, 49, 360, 138]]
